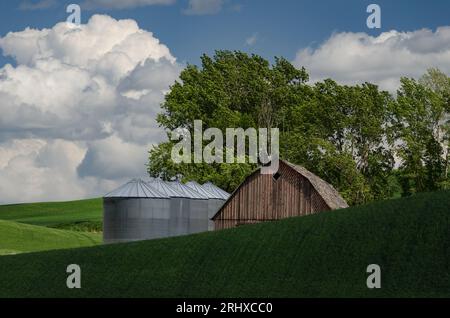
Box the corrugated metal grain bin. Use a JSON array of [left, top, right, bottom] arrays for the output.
[[167, 181, 209, 233], [186, 181, 229, 230], [147, 178, 190, 237], [103, 178, 230, 243], [103, 179, 170, 243]]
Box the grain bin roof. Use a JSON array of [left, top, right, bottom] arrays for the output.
[[185, 181, 218, 199], [104, 178, 168, 198], [146, 178, 185, 198], [202, 182, 230, 200], [283, 161, 349, 209], [166, 181, 207, 199]]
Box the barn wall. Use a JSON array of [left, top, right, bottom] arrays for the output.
[[214, 161, 330, 230]]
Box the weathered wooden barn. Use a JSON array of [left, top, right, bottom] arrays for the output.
[[212, 160, 349, 230]]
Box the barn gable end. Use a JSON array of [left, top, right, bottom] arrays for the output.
[[212, 160, 348, 230]]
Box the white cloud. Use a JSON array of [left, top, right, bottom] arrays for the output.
[[81, 0, 175, 10], [77, 135, 150, 180], [294, 27, 450, 92], [245, 33, 258, 46], [0, 139, 99, 204], [0, 15, 175, 68], [183, 0, 223, 15], [0, 15, 181, 204]]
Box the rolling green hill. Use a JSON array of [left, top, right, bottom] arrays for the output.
[[0, 190, 449, 298], [0, 220, 102, 256], [0, 198, 103, 231]]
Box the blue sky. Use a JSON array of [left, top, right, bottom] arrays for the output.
[[1, 0, 450, 203], [1, 0, 450, 66]]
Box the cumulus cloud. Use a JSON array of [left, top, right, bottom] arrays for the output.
[[183, 0, 223, 15], [0, 16, 175, 67], [0, 15, 181, 203], [81, 0, 175, 10], [77, 135, 149, 180], [0, 139, 107, 204], [294, 27, 450, 92]]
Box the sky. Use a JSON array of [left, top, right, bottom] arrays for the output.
[[1, 0, 450, 203]]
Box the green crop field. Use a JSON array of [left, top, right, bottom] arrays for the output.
[[0, 198, 103, 229], [0, 190, 449, 298], [0, 198, 103, 255], [0, 220, 101, 256]]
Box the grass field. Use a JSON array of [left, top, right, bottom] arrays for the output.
[[0, 220, 101, 256], [0, 190, 448, 298], [0, 198, 102, 228], [0, 198, 103, 255]]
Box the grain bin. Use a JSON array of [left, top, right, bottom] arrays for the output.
[[146, 178, 190, 237], [185, 181, 229, 230], [103, 178, 230, 243], [167, 181, 209, 233], [103, 178, 170, 243]]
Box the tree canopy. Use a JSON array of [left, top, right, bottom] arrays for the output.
[[148, 50, 450, 205]]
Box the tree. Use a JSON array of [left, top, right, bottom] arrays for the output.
[[393, 76, 448, 194], [283, 80, 395, 204], [419, 68, 450, 184], [148, 51, 446, 204], [149, 51, 309, 192]]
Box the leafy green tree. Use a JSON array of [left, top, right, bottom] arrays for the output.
[[283, 80, 395, 204], [393, 76, 448, 194], [157, 51, 310, 131], [149, 51, 309, 192], [148, 142, 255, 192], [148, 51, 448, 205], [419, 68, 450, 185]]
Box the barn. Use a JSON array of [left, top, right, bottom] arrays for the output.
[[211, 160, 349, 230]]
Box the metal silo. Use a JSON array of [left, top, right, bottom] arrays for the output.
[[185, 181, 228, 231], [103, 179, 170, 244], [104, 178, 230, 243], [167, 181, 210, 234], [146, 178, 191, 237], [200, 182, 230, 229]]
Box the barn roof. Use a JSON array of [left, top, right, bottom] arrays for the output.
[[283, 161, 349, 210]]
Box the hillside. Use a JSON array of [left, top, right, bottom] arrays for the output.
[[0, 190, 449, 297], [0, 198, 103, 231], [0, 220, 102, 256]]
